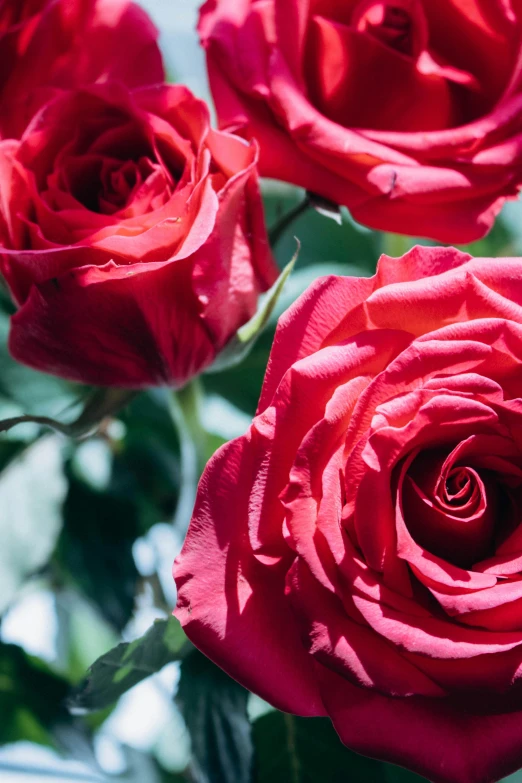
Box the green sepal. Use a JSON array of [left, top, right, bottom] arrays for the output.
[[206, 250, 297, 375], [307, 191, 343, 225]]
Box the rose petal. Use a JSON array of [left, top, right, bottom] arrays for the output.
[[174, 436, 326, 716], [318, 665, 522, 783]]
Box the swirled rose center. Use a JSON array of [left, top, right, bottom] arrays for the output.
[[401, 447, 497, 568], [305, 0, 518, 132], [353, 2, 419, 57], [58, 152, 170, 215], [438, 466, 485, 518], [444, 467, 476, 507], [41, 115, 182, 218]]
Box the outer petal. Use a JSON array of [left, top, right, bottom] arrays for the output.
[[258, 274, 376, 412], [263, 60, 522, 241], [318, 665, 522, 783], [258, 245, 474, 413], [192, 140, 277, 346], [0, 0, 165, 139], [203, 52, 370, 209], [174, 436, 326, 716], [8, 258, 215, 388], [350, 188, 512, 244]]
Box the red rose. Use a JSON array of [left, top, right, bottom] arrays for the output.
[[0, 0, 164, 139], [199, 0, 522, 243], [175, 246, 522, 783], [0, 83, 277, 387]]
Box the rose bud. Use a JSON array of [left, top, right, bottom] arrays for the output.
[[0, 0, 164, 140], [199, 0, 522, 243], [0, 83, 277, 387], [176, 246, 522, 783]]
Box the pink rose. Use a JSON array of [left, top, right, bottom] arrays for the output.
[[176, 245, 522, 783]]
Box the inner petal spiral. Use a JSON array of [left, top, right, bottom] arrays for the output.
[[401, 446, 496, 568], [352, 0, 426, 57]]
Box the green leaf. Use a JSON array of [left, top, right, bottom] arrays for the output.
[[0, 642, 69, 746], [113, 391, 182, 531], [206, 254, 296, 374], [238, 254, 297, 343], [55, 588, 118, 688], [57, 471, 142, 632], [0, 436, 67, 614], [68, 617, 191, 712], [177, 650, 253, 783], [253, 713, 427, 783]]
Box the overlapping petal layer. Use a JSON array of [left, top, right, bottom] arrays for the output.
[[0, 83, 277, 387], [175, 246, 522, 783], [0, 0, 165, 139], [199, 0, 522, 241]]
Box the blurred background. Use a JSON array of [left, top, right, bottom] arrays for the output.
[[2, 1, 522, 782]]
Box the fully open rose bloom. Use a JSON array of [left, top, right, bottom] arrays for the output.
[[0, 0, 164, 139], [199, 0, 522, 243], [175, 246, 522, 783], [0, 83, 277, 387]]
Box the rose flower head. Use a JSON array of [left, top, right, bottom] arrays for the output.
[[176, 246, 522, 783], [0, 0, 164, 139], [199, 0, 522, 243], [0, 83, 277, 387]]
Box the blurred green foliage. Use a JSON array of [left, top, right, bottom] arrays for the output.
[[1, 186, 522, 783], [0, 642, 69, 746]]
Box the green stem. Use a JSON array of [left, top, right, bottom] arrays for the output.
[[0, 387, 137, 439], [269, 195, 310, 249], [168, 379, 208, 534]]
